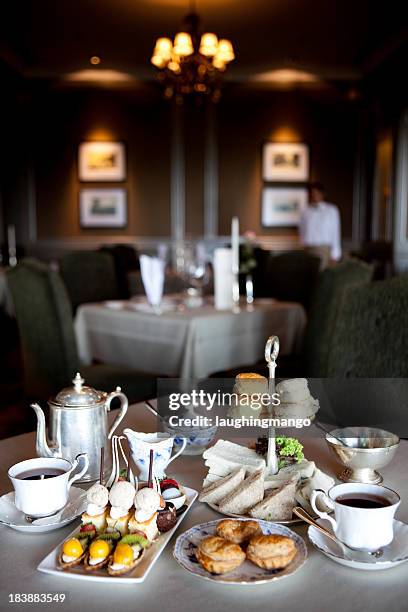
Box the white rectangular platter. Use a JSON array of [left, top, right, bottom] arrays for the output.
[[38, 486, 197, 584]]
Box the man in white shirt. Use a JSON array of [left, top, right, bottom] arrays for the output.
[[299, 182, 342, 263]]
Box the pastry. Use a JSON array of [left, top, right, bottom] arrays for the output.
[[81, 482, 110, 531], [216, 519, 262, 545], [106, 480, 136, 535], [128, 487, 164, 541], [199, 467, 246, 504], [58, 525, 96, 569], [195, 536, 246, 574], [218, 468, 264, 515], [275, 378, 319, 419], [246, 534, 297, 570], [156, 502, 177, 533], [228, 373, 269, 419], [107, 534, 149, 576], [249, 476, 298, 521], [84, 531, 120, 571]]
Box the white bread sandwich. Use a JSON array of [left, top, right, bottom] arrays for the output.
[[249, 476, 298, 521], [203, 440, 266, 478], [295, 467, 335, 514], [199, 467, 246, 504], [218, 469, 265, 515], [264, 459, 315, 490]]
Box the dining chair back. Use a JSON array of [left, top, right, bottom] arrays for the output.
[[326, 276, 408, 377], [59, 250, 119, 312], [305, 259, 374, 377], [7, 259, 80, 398]]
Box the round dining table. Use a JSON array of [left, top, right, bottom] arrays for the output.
[[0, 402, 407, 612]]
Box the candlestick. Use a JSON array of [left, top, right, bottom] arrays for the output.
[[231, 216, 240, 308], [265, 335, 280, 474], [7, 225, 17, 267]]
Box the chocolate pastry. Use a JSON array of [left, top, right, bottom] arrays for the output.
[[156, 502, 177, 533]]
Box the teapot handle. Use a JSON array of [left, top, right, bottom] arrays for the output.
[[106, 387, 129, 439]]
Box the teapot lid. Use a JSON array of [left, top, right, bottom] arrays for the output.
[[52, 373, 105, 407]]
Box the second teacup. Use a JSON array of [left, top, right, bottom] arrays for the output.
[[311, 482, 400, 551]]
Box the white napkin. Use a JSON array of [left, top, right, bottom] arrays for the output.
[[140, 255, 165, 307]]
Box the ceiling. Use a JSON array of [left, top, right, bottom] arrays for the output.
[[0, 0, 407, 85]]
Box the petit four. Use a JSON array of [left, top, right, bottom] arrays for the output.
[[106, 480, 136, 535], [227, 373, 269, 419], [107, 534, 149, 576], [160, 478, 186, 510], [156, 502, 177, 533], [84, 531, 120, 571], [195, 536, 246, 574], [246, 534, 297, 570], [59, 524, 96, 569], [81, 482, 110, 531], [129, 487, 163, 541]]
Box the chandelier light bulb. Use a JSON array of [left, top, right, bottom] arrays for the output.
[[173, 32, 194, 56], [217, 39, 235, 62], [154, 37, 173, 60], [199, 32, 218, 57], [151, 54, 167, 68]]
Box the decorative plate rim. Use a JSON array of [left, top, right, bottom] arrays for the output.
[[173, 518, 308, 585]]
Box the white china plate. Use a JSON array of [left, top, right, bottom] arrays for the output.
[[308, 518, 408, 571], [206, 501, 305, 526], [173, 518, 307, 585], [37, 486, 198, 583], [0, 487, 87, 534]]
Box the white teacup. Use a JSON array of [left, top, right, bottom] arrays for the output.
[[311, 483, 400, 551], [8, 454, 89, 518]]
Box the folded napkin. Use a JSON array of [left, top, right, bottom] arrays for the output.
[[140, 255, 165, 307]]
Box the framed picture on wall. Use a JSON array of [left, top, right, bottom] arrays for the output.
[[261, 186, 308, 227], [262, 142, 309, 182], [79, 188, 127, 228], [78, 141, 126, 181]]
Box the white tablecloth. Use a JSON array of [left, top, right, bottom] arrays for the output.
[[0, 404, 407, 612], [74, 299, 306, 378]]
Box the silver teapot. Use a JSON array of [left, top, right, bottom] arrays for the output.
[[31, 373, 128, 482]]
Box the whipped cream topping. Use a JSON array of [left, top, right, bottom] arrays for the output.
[[134, 487, 162, 521], [86, 483, 109, 507], [110, 505, 129, 520], [134, 508, 155, 523], [109, 481, 135, 510], [86, 503, 106, 517]]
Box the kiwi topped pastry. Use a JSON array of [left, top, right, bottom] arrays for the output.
[[59, 524, 97, 569], [84, 530, 121, 571], [107, 534, 150, 576]]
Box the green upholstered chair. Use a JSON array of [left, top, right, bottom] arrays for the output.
[[7, 260, 157, 402], [326, 276, 408, 377], [59, 251, 119, 313], [305, 259, 374, 377], [210, 259, 373, 379], [256, 250, 321, 311]]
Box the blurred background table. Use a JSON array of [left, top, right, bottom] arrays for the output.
[[75, 298, 306, 379]]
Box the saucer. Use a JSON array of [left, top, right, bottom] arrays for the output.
[[308, 518, 408, 571], [0, 487, 87, 534]]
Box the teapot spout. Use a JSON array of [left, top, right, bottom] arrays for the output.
[[31, 403, 58, 458]]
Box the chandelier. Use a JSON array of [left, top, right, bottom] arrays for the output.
[[151, 8, 235, 103]]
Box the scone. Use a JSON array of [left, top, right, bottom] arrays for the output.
[[196, 536, 246, 575], [246, 534, 297, 570], [216, 519, 262, 545]]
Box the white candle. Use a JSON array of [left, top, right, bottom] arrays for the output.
[[7, 225, 17, 267], [231, 216, 239, 275]]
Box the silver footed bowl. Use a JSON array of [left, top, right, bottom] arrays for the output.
[[326, 427, 399, 484]]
